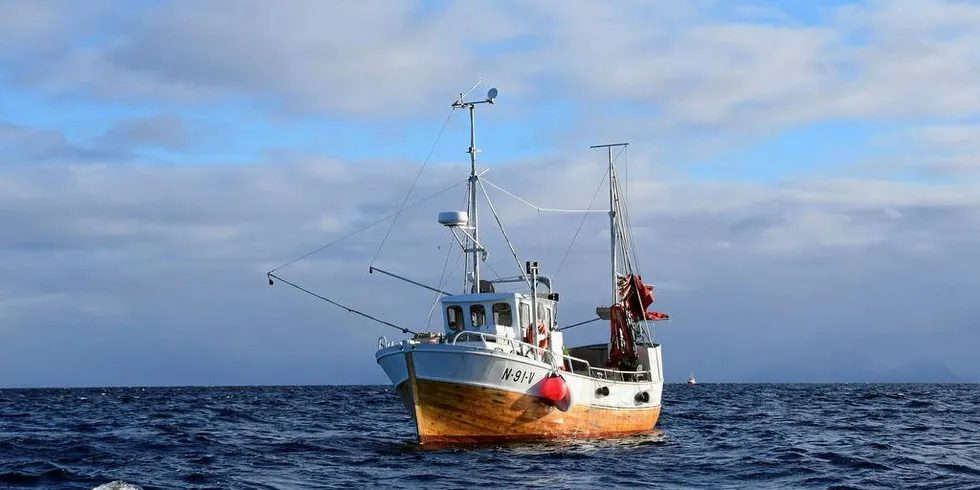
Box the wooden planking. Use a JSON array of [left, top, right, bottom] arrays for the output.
[[403, 352, 425, 428], [405, 378, 660, 444], [394, 382, 417, 425]]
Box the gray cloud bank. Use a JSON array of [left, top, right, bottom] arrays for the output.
[[1, 141, 977, 386], [1, 0, 979, 386]]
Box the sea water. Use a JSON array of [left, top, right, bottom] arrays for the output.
[[1, 384, 978, 489]]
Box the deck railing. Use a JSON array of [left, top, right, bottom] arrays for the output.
[[449, 330, 551, 361], [447, 330, 652, 382]]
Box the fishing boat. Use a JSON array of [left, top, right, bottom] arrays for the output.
[[688, 373, 697, 385], [268, 86, 671, 445]]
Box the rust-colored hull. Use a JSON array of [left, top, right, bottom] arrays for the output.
[[396, 378, 661, 445]]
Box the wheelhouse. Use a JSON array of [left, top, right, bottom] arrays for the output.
[[441, 292, 557, 340]]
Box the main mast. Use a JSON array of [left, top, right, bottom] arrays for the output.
[[452, 86, 497, 293], [590, 142, 629, 305], [468, 104, 479, 290]]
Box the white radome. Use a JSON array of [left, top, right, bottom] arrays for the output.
[[438, 211, 468, 227]]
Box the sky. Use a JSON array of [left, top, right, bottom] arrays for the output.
[[1, 0, 978, 387]]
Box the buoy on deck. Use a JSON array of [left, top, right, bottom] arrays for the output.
[[540, 373, 568, 403]]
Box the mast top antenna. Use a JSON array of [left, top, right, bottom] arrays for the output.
[[448, 82, 499, 292], [452, 81, 499, 108]]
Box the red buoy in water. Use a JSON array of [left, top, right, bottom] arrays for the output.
[[540, 374, 568, 402]]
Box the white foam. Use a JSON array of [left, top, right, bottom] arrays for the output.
[[91, 481, 144, 490]]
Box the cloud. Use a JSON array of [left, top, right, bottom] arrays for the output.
[[11, 0, 536, 117], [0, 1, 948, 130], [1, 149, 978, 385], [4, 0, 978, 135], [899, 123, 980, 176], [0, 122, 125, 164], [0, 0, 114, 57], [95, 114, 188, 150], [907, 124, 980, 150], [859, 122, 980, 178], [0, 115, 199, 165], [2, 0, 979, 386]]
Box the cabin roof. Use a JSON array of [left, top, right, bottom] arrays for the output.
[[440, 292, 522, 304]]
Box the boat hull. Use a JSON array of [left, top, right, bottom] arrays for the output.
[[397, 377, 660, 444], [377, 341, 663, 444]]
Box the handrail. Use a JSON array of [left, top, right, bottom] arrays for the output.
[[449, 330, 554, 363], [448, 330, 653, 382], [586, 365, 652, 382]]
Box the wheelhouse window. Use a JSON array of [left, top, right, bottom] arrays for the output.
[[470, 304, 486, 328], [519, 302, 531, 328], [492, 302, 513, 326], [545, 306, 553, 329], [446, 305, 463, 332]]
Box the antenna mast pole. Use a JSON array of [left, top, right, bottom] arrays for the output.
[[590, 142, 629, 305], [468, 103, 480, 291], [452, 85, 498, 293]]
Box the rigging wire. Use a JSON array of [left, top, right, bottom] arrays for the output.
[[457, 186, 471, 292], [369, 110, 455, 267], [479, 181, 532, 290], [428, 248, 464, 328], [538, 208, 546, 269], [481, 179, 609, 214], [559, 317, 602, 331], [267, 179, 467, 274], [612, 164, 633, 274], [552, 166, 610, 281], [484, 261, 504, 281], [267, 273, 418, 335], [424, 234, 464, 329], [624, 147, 644, 276], [602, 146, 635, 280]]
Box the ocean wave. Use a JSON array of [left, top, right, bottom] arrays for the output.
[[0, 384, 976, 489]]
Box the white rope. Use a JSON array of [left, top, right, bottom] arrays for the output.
[[479, 181, 532, 290], [482, 179, 609, 213]]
